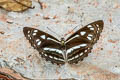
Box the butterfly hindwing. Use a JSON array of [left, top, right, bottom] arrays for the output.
[[65, 20, 104, 64], [23, 27, 65, 64]]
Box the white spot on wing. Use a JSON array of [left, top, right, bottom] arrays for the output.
[[67, 44, 87, 54], [47, 37, 60, 44], [69, 57, 74, 61], [56, 50, 63, 54], [41, 35, 45, 39], [44, 48, 49, 50], [28, 34, 30, 37], [80, 32, 86, 36], [75, 55, 79, 58], [71, 35, 79, 39], [80, 44, 87, 47], [47, 37, 53, 40], [50, 48, 56, 51], [88, 34, 93, 37], [32, 33, 36, 36], [87, 36, 92, 40], [49, 56, 53, 58], [74, 34, 79, 37], [59, 58, 64, 61], [29, 37, 31, 39], [73, 46, 80, 49], [37, 41, 41, 45], [96, 24, 99, 27], [66, 35, 79, 43], [73, 44, 87, 49], [90, 27, 94, 30], [88, 48, 90, 50], [87, 25, 92, 28], [28, 31, 30, 33], [97, 27, 100, 30], [34, 30, 38, 32], [84, 50, 87, 52], [80, 52, 83, 56], [36, 39, 40, 42], [43, 48, 63, 54], [54, 57, 58, 60], [44, 54, 47, 56], [67, 48, 73, 53]]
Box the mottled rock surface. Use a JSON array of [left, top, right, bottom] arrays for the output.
[[0, 0, 120, 80]]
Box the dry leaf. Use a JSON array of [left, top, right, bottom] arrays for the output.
[[0, 71, 17, 80], [38, 0, 47, 9], [0, 0, 32, 12]]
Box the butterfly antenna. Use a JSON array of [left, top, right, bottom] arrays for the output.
[[72, 12, 84, 30], [47, 27, 61, 37], [63, 23, 80, 37], [80, 12, 84, 27], [63, 12, 85, 37]]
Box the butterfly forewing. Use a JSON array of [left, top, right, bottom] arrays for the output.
[[65, 20, 103, 64], [23, 27, 65, 64]]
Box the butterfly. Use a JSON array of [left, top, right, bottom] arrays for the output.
[[23, 20, 104, 65]]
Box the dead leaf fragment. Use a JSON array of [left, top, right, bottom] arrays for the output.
[[0, 0, 32, 12], [108, 39, 118, 43], [0, 71, 17, 80], [38, 0, 47, 9], [0, 31, 5, 34]]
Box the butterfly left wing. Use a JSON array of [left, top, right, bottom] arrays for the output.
[[65, 20, 104, 64], [23, 27, 65, 65]]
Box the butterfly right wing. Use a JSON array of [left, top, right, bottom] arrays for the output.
[[65, 20, 104, 64], [23, 27, 65, 65]]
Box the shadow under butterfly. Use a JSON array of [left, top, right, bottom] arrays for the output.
[[23, 20, 104, 65]]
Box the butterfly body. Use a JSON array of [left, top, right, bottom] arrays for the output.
[[23, 20, 103, 65]]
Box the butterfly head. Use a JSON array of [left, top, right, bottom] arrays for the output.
[[61, 38, 65, 46]]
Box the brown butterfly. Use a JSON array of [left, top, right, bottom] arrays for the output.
[[23, 20, 104, 65]]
